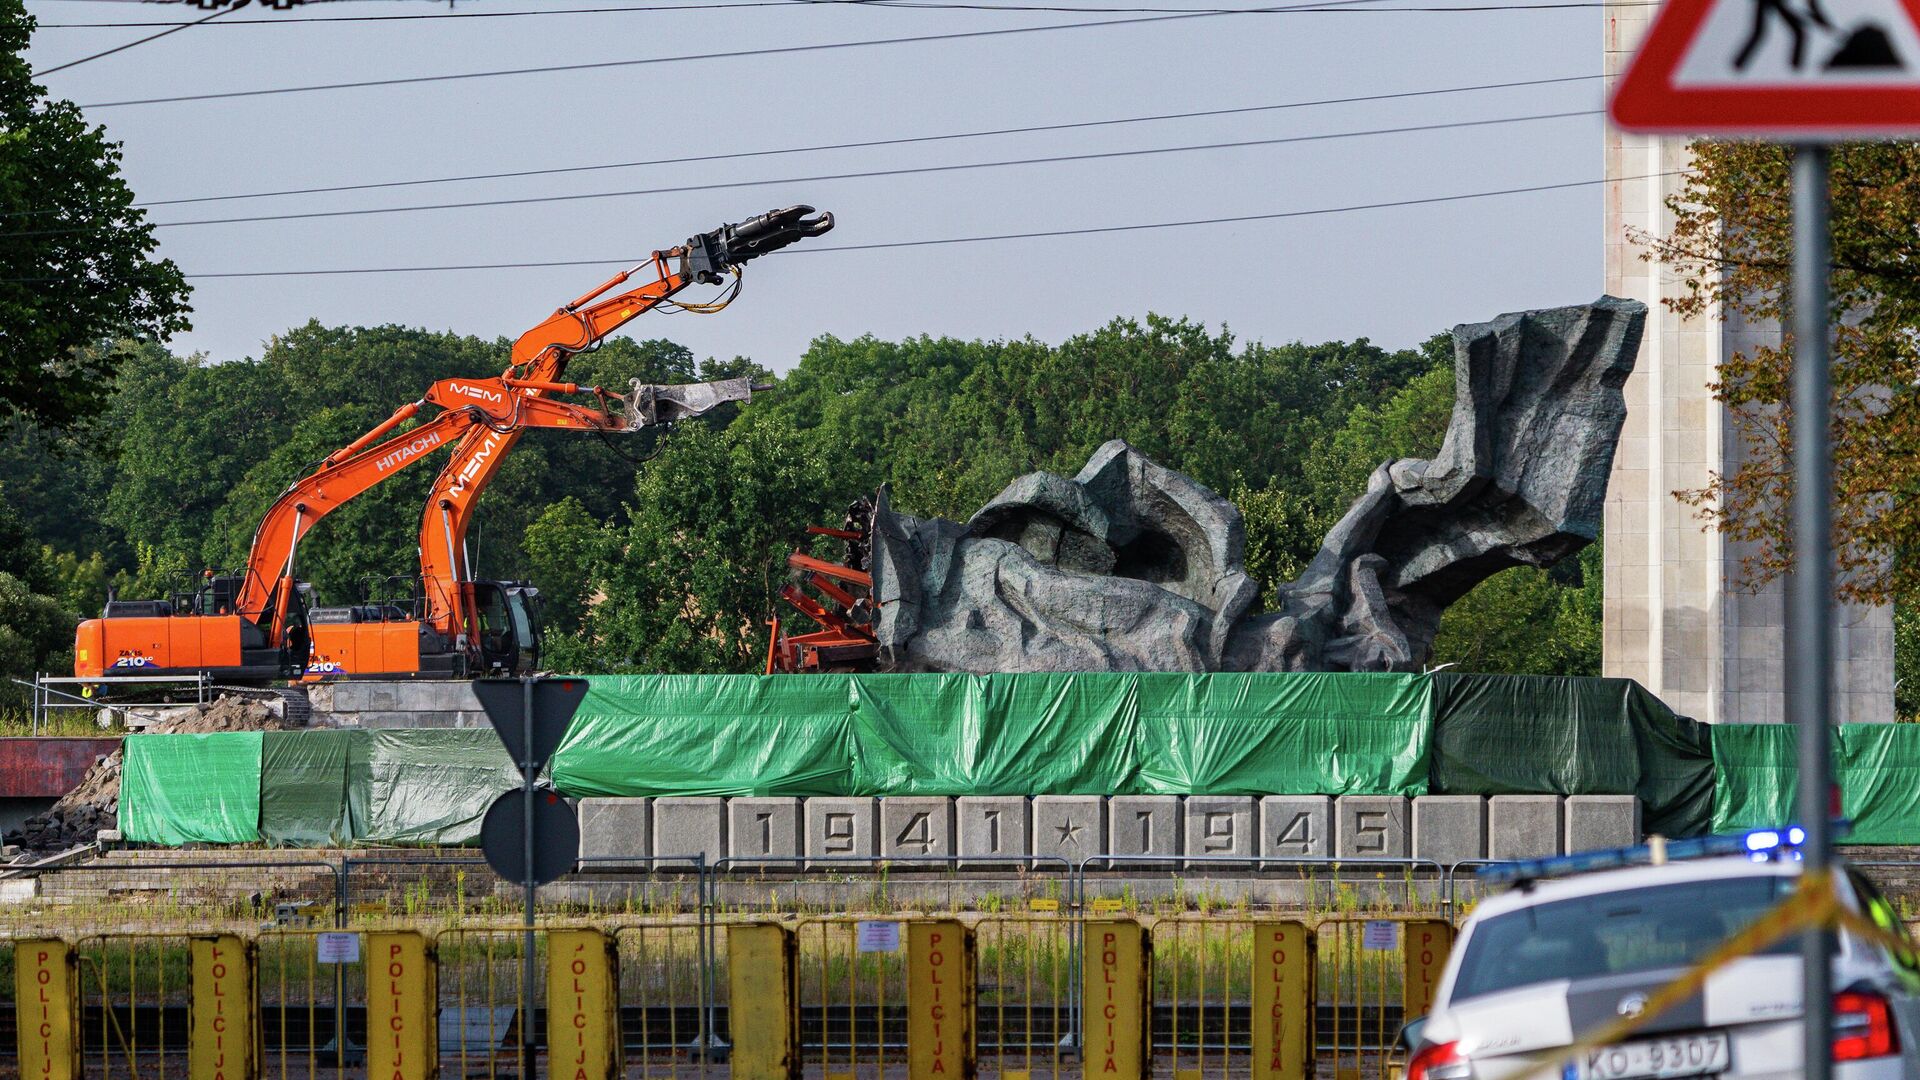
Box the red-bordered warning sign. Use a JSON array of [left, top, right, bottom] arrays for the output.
[[1610, 0, 1920, 135]]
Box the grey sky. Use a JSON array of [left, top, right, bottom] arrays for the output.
[[25, 0, 1605, 372]]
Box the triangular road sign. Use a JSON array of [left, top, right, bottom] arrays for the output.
[[1611, 0, 1920, 135], [473, 677, 589, 778]]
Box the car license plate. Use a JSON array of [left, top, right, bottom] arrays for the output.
[[1583, 1033, 1730, 1079]]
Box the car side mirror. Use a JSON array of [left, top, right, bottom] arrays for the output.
[[1395, 1016, 1427, 1052]]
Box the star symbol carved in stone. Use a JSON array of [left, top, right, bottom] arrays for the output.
[[1055, 818, 1083, 848]]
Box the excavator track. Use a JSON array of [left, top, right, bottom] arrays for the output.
[[207, 685, 314, 727]]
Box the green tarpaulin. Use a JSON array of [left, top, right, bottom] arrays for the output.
[[347, 730, 520, 845], [1429, 673, 1715, 836], [258, 730, 354, 847], [115, 672, 1795, 848], [120, 732, 263, 845], [554, 676, 859, 797], [1711, 724, 1920, 844], [551, 672, 1433, 798]]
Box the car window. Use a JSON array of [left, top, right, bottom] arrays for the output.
[[1451, 876, 1800, 1002]]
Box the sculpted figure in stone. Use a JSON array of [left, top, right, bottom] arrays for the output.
[[791, 296, 1645, 674]]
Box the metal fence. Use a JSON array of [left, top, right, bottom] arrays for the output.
[[0, 850, 1508, 1079], [19, 674, 211, 735]]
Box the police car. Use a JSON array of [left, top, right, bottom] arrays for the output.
[[1404, 833, 1920, 1078]]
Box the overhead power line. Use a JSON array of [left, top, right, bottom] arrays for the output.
[[31, 1, 237, 75], [0, 171, 1681, 283], [0, 108, 1600, 237], [33, 0, 1655, 27], [150, 109, 1602, 229], [68, 2, 1440, 107], [104, 73, 1599, 211]]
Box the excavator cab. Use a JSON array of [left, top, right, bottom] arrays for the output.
[[473, 582, 541, 675]]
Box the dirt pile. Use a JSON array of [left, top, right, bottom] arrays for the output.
[[14, 694, 301, 852]]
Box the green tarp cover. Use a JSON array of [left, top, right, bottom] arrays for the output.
[[116, 672, 1760, 848], [120, 732, 263, 845], [347, 730, 520, 845], [1429, 673, 1715, 836], [552, 672, 1431, 797], [1711, 724, 1920, 844], [259, 730, 354, 847], [553, 676, 860, 797]]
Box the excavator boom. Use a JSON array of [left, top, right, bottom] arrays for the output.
[[419, 205, 828, 654], [73, 204, 832, 685]]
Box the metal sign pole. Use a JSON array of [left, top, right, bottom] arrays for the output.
[[1789, 141, 1833, 1080], [522, 675, 538, 1080]]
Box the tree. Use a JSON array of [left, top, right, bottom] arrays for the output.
[[0, 497, 72, 694], [0, 0, 190, 430], [1430, 545, 1603, 676], [0, 571, 70, 687], [523, 497, 610, 638], [1655, 141, 1920, 605], [587, 418, 833, 673]]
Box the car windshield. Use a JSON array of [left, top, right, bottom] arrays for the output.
[[1450, 875, 1800, 1002]]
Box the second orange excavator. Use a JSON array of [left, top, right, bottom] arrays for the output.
[[75, 205, 833, 685]]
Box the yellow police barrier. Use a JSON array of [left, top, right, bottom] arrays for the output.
[[611, 920, 715, 1080], [1400, 920, 1452, 1022], [255, 927, 360, 1080], [368, 931, 437, 1080], [15, 939, 80, 1080], [972, 915, 1075, 1080], [1082, 920, 1150, 1080], [548, 928, 621, 1080], [907, 920, 973, 1080], [796, 917, 915, 1080], [1314, 915, 1435, 1080], [730, 923, 800, 1080], [1252, 921, 1314, 1080], [433, 927, 531, 1077], [190, 934, 258, 1080]]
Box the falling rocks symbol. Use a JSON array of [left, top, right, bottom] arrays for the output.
[[1827, 24, 1903, 66], [480, 786, 580, 887]]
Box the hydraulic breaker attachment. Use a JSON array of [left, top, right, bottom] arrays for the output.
[[684, 205, 835, 282]]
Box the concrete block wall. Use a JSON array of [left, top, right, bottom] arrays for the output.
[[574, 794, 1644, 868], [305, 680, 492, 728]]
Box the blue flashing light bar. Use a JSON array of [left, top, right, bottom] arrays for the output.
[[1476, 820, 1852, 887]]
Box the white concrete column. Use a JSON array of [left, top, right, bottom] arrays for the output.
[[1601, 7, 1893, 723]]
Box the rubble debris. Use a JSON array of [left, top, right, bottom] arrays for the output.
[[13, 693, 303, 852]]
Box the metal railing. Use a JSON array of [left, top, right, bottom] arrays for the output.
[[16, 674, 212, 735]]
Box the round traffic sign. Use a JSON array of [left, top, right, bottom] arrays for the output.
[[479, 786, 580, 886]]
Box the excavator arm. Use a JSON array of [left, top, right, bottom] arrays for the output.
[[418, 206, 831, 644], [232, 378, 665, 644], [77, 206, 830, 684]]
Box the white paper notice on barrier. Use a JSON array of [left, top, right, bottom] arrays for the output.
[[1362, 921, 1400, 951], [856, 921, 901, 953], [317, 932, 361, 964]]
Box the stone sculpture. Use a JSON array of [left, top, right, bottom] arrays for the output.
[[843, 296, 1645, 673]]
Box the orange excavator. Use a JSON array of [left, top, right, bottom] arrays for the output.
[[74, 205, 833, 685]]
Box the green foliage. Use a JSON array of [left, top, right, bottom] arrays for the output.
[[1897, 598, 1920, 721], [1431, 545, 1604, 676], [41, 549, 112, 618], [589, 417, 832, 673], [1303, 362, 1455, 522], [0, 308, 1604, 679], [1233, 484, 1317, 603], [523, 497, 610, 637], [0, 1, 190, 430], [0, 571, 72, 685]]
